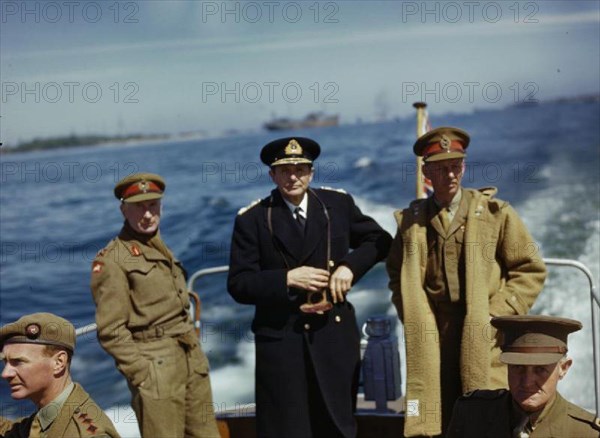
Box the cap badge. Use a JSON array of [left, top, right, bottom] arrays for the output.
[[285, 139, 303, 156], [25, 323, 41, 339], [138, 181, 149, 194], [440, 135, 451, 150]]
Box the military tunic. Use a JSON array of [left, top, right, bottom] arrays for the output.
[[386, 187, 547, 437], [0, 384, 120, 438], [447, 389, 600, 437], [228, 188, 392, 438], [90, 224, 219, 438]]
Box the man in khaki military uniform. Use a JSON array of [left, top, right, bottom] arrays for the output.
[[447, 315, 600, 437], [0, 313, 120, 437], [386, 127, 547, 437], [90, 173, 219, 437]]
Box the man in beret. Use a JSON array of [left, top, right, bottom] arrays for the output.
[[0, 313, 120, 437], [386, 127, 547, 437], [447, 315, 600, 437], [90, 173, 219, 437], [228, 137, 392, 437]]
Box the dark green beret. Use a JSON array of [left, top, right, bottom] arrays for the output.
[[0, 313, 76, 352], [260, 137, 321, 167], [114, 172, 166, 203]]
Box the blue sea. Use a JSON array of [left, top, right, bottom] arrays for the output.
[[1, 101, 599, 434]]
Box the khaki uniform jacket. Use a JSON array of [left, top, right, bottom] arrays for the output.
[[386, 188, 547, 437], [0, 384, 120, 437], [447, 389, 600, 437], [90, 226, 195, 387]]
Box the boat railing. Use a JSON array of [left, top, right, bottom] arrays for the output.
[[75, 257, 600, 416]]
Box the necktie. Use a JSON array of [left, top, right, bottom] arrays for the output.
[[512, 414, 530, 438], [294, 207, 306, 231], [440, 207, 451, 232], [29, 415, 42, 438]]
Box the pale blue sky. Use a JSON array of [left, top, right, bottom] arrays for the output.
[[1, 1, 599, 145]]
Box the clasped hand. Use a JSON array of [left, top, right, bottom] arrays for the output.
[[287, 265, 354, 303]]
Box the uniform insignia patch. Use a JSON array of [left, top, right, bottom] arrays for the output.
[[92, 261, 104, 274], [238, 199, 261, 215], [129, 244, 142, 256], [319, 186, 347, 194]]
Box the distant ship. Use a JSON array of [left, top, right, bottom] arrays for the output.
[[264, 112, 339, 131]]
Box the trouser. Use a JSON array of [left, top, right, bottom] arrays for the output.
[[128, 332, 220, 437], [255, 306, 360, 438], [435, 303, 465, 438]]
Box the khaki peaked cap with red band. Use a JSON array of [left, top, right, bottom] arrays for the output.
[[260, 137, 321, 167], [114, 172, 166, 203], [491, 315, 582, 365], [0, 312, 76, 352], [413, 126, 470, 162]]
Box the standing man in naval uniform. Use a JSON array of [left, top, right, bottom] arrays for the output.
[[90, 173, 220, 437], [0, 313, 120, 437], [386, 127, 547, 437], [447, 315, 600, 437], [227, 137, 392, 438]]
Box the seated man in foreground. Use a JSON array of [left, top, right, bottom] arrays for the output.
[[447, 314, 600, 437], [0, 312, 120, 437]]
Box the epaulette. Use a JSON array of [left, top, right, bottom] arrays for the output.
[[91, 239, 119, 275], [408, 198, 427, 217], [567, 404, 600, 431], [460, 389, 507, 400], [238, 199, 261, 215], [74, 408, 102, 435], [319, 186, 347, 194], [478, 186, 498, 198]]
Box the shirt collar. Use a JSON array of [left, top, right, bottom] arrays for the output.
[[37, 382, 75, 431], [433, 188, 462, 214], [282, 192, 308, 217]]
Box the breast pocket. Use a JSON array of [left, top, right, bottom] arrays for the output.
[[128, 262, 164, 307]]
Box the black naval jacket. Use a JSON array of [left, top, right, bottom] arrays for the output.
[[228, 187, 391, 438]]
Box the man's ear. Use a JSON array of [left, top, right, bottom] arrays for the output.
[[52, 350, 69, 376], [558, 357, 573, 379]]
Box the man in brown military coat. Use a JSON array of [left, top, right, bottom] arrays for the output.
[[447, 315, 600, 437], [0, 313, 120, 437], [90, 173, 219, 437], [386, 127, 547, 437]]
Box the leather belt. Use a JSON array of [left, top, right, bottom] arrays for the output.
[[130, 318, 188, 341]]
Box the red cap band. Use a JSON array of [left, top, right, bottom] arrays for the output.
[[423, 140, 465, 160], [121, 181, 163, 200]]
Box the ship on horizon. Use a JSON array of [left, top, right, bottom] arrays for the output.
[[263, 111, 339, 131]]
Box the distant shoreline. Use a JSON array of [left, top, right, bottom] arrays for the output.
[[2, 94, 597, 154]]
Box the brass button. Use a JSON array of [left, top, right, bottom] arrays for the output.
[[304, 323, 310, 331], [335, 315, 341, 323]]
